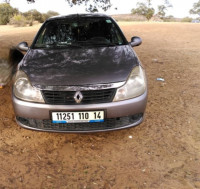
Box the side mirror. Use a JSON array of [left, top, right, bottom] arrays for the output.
[[130, 37, 142, 47], [17, 42, 29, 52]]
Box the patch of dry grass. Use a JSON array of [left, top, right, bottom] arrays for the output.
[[0, 24, 41, 59]]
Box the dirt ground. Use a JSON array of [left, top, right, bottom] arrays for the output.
[[0, 22, 200, 189]]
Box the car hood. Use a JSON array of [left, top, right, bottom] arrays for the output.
[[20, 45, 139, 87]]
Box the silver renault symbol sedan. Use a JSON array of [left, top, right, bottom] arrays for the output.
[[12, 14, 147, 132]]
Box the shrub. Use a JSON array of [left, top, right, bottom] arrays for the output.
[[9, 14, 28, 27], [163, 15, 176, 22], [181, 17, 193, 22], [42, 11, 59, 21]]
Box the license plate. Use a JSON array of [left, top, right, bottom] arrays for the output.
[[51, 111, 104, 123]]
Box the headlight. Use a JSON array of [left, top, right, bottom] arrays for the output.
[[113, 66, 146, 102], [13, 70, 44, 103]]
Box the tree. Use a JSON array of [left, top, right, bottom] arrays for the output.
[[190, 0, 200, 17], [23, 10, 59, 24], [0, 3, 18, 25], [23, 9, 43, 23], [42, 11, 59, 21], [157, 0, 172, 20], [26, 0, 111, 12], [131, 1, 155, 21], [3, 0, 10, 3]]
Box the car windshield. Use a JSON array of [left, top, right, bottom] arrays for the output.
[[33, 17, 126, 49]]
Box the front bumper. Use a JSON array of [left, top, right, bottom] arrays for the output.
[[12, 90, 147, 132]]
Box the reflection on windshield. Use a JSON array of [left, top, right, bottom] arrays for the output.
[[34, 17, 125, 48]]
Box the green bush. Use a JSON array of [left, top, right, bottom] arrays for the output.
[[9, 14, 28, 27], [181, 17, 193, 22], [42, 11, 59, 21], [23, 9, 44, 23], [162, 15, 176, 22]]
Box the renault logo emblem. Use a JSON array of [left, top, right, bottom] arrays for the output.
[[74, 91, 83, 103]]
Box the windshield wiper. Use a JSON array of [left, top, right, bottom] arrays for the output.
[[91, 43, 119, 47], [100, 43, 119, 47], [77, 41, 119, 47], [55, 43, 83, 48]]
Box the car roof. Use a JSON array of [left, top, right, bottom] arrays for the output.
[[47, 13, 111, 21]]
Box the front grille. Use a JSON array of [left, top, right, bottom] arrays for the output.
[[42, 89, 116, 105], [16, 114, 143, 132]]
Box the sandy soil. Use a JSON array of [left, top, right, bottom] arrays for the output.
[[0, 22, 200, 188]]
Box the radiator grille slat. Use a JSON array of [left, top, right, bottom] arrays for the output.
[[42, 89, 116, 105]]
